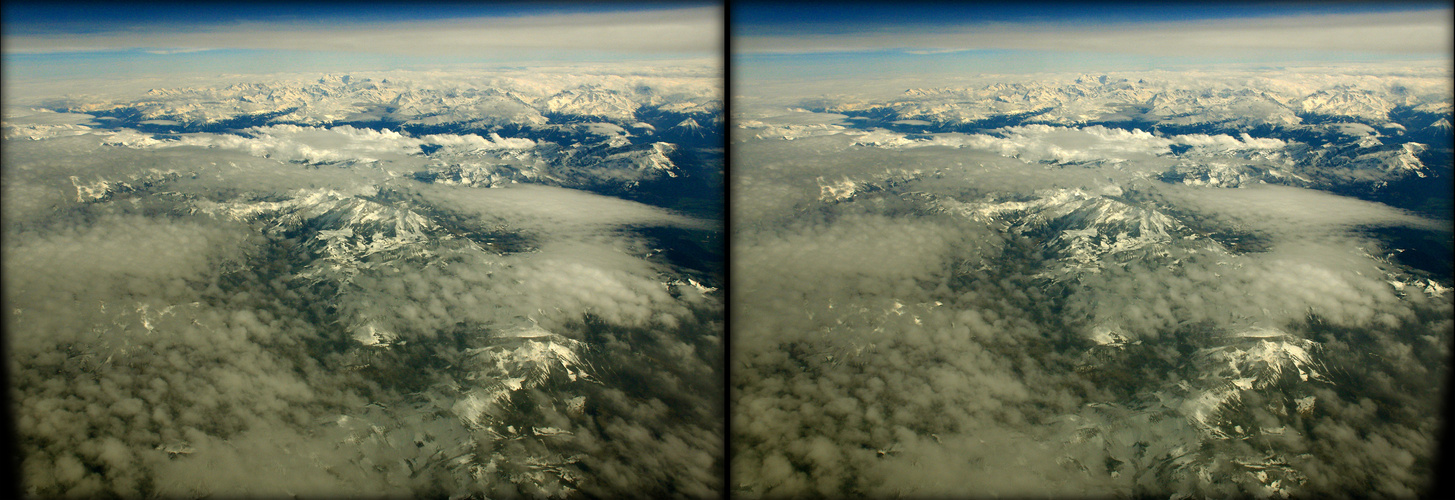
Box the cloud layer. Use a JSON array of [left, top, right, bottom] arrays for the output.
[[5, 6, 722, 56], [4, 66, 724, 497], [732, 63, 1451, 498], [736, 7, 1451, 58]]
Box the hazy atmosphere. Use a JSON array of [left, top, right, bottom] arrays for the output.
[[4, 1, 1453, 499], [732, 2, 1452, 498], [4, 3, 723, 497]]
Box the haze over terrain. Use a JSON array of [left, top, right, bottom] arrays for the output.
[[4, 3, 724, 497], [732, 2, 1452, 498]]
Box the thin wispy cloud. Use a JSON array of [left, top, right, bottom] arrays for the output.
[[5, 6, 722, 56], [737, 8, 1451, 57]]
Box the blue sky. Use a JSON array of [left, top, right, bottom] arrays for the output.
[[733, 1, 1452, 78], [3, 2, 700, 34], [733, 1, 1444, 33]]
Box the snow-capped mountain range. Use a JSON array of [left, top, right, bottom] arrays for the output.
[[4, 66, 724, 498], [745, 69, 1451, 227], [733, 64, 1449, 498], [43, 72, 721, 131], [821, 69, 1449, 130], [14, 70, 726, 218]]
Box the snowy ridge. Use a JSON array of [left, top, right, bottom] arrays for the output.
[[811, 168, 928, 204], [544, 86, 641, 121], [935, 187, 1211, 275], [199, 187, 442, 271], [412, 131, 685, 190], [834, 70, 1450, 129], [49, 71, 722, 130], [1198, 327, 1330, 388], [1178, 327, 1331, 436], [1159, 137, 1432, 190], [674, 117, 703, 131], [1064, 325, 1334, 497], [194, 187, 470, 350], [596, 142, 679, 179], [452, 324, 594, 430], [1299, 87, 1397, 123], [670, 117, 711, 140]]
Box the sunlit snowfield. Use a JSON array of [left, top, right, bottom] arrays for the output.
[[731, 64, 1452, 497], [3, 64, 723, 497]]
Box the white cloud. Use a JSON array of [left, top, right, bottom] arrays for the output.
[[166, 125, 425, 164], [2, 107, 95, 140], [1160, 182, 1443, 235], [4, 65, 723, 497], [415, 182, 708, 235], [423, 132, 536, 150], [731, 65, 1451, 498]]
